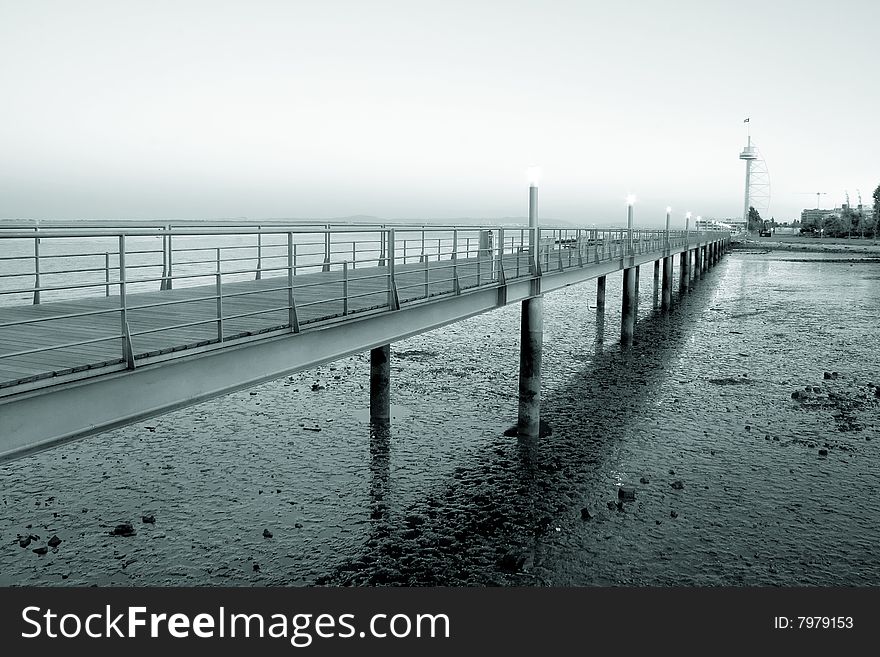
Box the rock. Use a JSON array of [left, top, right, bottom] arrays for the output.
[[791, 390, 801, 399], [110, 523, 136, 537], [262, 529, 273, 539], [607, 501, 616, 510], [745, 425, 751, 431], [812, 386, 821, 393], [639, 476, 650, 484], [502, 419, 552, 438], [142, 515, 156, 524], [670, 480, 685, 490], [310, 383, 325, 391], [824, 372, 832, 380], [670, 510, 679, 518], [18, 537, 31, 548], [253, 563, 260, 572], [618, 486, 636, 501], [294, 523, 303, 529], [33, 546, 48, 556], [580, 507, 593, 521], [818, 449, 828, 456], [47, 535, 62, 548]]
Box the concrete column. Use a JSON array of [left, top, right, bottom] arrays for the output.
[[661, 256, 672, 310], [652, 259, 660, 309], [633, 265, 640, 315], [621, 267, 635, 345], [697, 247, 704, 278], [596, 275, 606, 313], [370, 345, 391, 424], [680, 251, 689, 292], [517, 297, 543, 439]]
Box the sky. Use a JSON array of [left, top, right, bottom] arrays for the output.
[[1, 0, 877, 226]]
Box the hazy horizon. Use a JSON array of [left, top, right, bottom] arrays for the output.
[[2, 0, 877, 226]]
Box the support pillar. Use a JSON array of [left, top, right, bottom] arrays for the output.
[[633, 265, 640, 316], [596, 275, 606, 313], [662, 256, 672, 310], [653, 259, 660, 294], [370, 345, 391, 424], [697, 247, 704, 279], [679, 251, 689, 292], [517, 297, 543, 439], [621, 267, 635, 345]]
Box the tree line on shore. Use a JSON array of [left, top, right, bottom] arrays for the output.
[[747, 183, 880, 238]]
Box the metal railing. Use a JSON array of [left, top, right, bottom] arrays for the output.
[[0, 223, 724, 392]]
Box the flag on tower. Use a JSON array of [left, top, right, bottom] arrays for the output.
[[744, 118, 750, 123]]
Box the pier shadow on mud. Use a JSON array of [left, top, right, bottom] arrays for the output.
[[314, 272, 724, 586]]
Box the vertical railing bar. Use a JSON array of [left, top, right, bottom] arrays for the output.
[[33, 230, 41, 305], [215, 248, 224, 342], [256, 226, 263, 280], [343, 260, 349, 316], [323, 225, 331, 273], [287, 232, 300, 332], [119, 235, 134, 369], [104, 252, 111, 297]]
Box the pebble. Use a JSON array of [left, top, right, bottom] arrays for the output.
[[670, 480, 685, 490], [110, 523, 136, 537], [47, 535, 62, 548], [263, 529, 273, 539]]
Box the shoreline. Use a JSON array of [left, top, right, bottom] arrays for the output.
[[731, 236, 880, 255]]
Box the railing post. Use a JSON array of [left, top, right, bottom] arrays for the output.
[[287, 232, 300, 332], [256, 227, 263, 280], [352, 242, 357, 270], [378, 226, 387, 267], [215, 248, 223, 342], [497, 227, 506, 284], [104, 252, 111, 297], [119, 235, 135, 369], [420, 230, 426, 263], [423, 249, 430, 298], [343, 260, 349, 316], [386, 228, 399, 310], [33, 231, 41, 305], [452, 230, 460, 294], [323, 225, 331, 273]]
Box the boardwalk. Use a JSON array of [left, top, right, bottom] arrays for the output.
[[0, 223, 729, 459]]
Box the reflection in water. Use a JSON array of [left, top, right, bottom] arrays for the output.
[[369, 422, 391, 519]]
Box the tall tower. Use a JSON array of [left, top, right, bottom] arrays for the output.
[[739, 136, 757, 223]]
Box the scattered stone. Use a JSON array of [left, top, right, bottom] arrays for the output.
[[33, 546, 48, 556], [812, 386, 821, 393], [670, 510, 679, 518], [832, 372, 839, 379], [294, 523, 303, 529], [670, 480, 685, 490], [580, 507, 593, 521], [310, 383, 325, 391], [824, 372, 832, 380], [668, 469, 675, 475], [745, 425, 751, 431], [639, 477, 650, 484], [142, 515, 156, 524], [110, 523, 136, 537], [618, 486, 636, 501], [818, 449, 828, 457], [253, 563, 260, 572], [249, 392, 257, 396], [47, 535, 62, 548], [607, 501, 616, 511], [263, 529, 273, 539], [18, 537, 31, 548]]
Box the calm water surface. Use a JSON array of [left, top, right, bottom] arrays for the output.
[[2, 251, 879, 586]]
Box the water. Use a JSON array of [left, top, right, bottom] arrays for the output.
[[2, 250, 879, 586]]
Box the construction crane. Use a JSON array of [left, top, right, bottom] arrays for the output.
[[796, 192, 827, 209]]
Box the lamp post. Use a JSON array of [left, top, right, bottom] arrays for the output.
[[686, 211, 691, 235], [665, 206, 671, 248], [626, 194, 636, 254], [527, 166, 540, 266]]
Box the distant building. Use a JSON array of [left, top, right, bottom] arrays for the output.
[[697, 217, 745, 233], [800, 208, 835, 225]]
